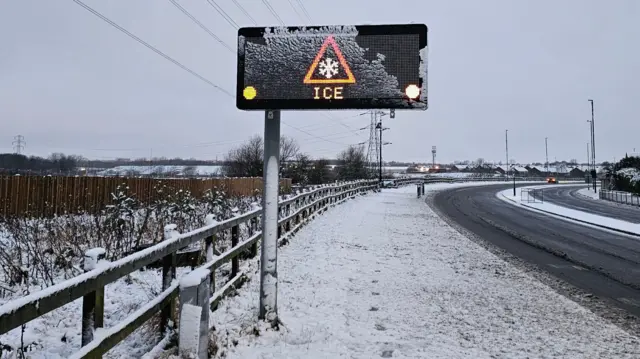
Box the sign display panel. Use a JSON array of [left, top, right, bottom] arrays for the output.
[[236, 24, 428, 111]]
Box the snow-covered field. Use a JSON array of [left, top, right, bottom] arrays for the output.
[[206, 184, 639, 358], [498, 185, 640, 235], [98, 165, 223, 177]]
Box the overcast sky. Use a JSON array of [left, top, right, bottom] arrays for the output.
[[1, 0, 638, 164]]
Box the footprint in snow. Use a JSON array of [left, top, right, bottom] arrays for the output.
[[375, 323, 386, 331], [381, 349, 394, 357]]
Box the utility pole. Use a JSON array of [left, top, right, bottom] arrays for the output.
[[545, 137, 549, 175], [379, 119, 383, 182], [12, 135, 25, 154], [376, 111, 389, 182], [431, 146, 437, 170], [588, 99, 596, 192], [586, 142, 590, 186], [505, 130, 509, 177], [586, 143, 590, 168], [363, 111, 379, 178]]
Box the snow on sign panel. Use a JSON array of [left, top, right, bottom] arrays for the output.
[[236, 24, 428, 111]]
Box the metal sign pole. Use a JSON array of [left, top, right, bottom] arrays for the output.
[[259, 109, 280, 323]]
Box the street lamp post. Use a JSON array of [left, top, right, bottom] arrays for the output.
[[588, 99, 596, 192], [511, 165, 516, 196], [505, 130, 509, 178]]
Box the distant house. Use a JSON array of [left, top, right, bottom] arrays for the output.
[[494, 166, 507, 175], [525, 166, 544, 177], [511, 166, 529, 176], [450, 164, 466, 172], [494, 165, 528, 176]]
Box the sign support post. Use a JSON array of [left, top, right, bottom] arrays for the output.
[[236, 23, 428, 325], [259, 109, 280, 324]]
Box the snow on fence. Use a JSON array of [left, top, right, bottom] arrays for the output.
[[599, 189, 640, 207], [0, 179, 392, 358]]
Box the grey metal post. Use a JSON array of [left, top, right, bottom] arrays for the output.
[[178, 268, 211, 359], [588, 99, 596, 192], [505, 129, 509, 178], [259, 110, 280, 323], [545, 137, 549, 175]]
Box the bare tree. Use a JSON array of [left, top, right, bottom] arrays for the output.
[[285, 153, 313, 184], [223, 135, 264, 177], [308, 158, 334, 184], [280, 136, 300, 165], [336, 145, 369, 180]]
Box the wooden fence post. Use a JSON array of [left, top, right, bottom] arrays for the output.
[[161, 224, 178, 337], [250, 202, 260, 257], [82, 248, 106, 347], [178, 268, 211, 359], [231, 224, 239, 277], [204, 214, 218, 294]]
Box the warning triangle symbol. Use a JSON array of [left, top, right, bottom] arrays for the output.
[[303, 35, 356, 84]]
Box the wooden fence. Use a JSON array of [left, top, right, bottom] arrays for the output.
[[0, 179, 386, 358], [0, 175, 292, 217]]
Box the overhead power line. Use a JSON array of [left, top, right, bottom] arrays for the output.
[[261, 0, 285, 25], [71, 0, 363, 149], [231, 0, 258, 25], [295, 0, 313, 23], [168, 0, 233, 52], [71, 0, 232, 97], [286, 0, 305, 22], [205, 0, 240, 29]]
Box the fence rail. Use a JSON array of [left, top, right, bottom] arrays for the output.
[[599, 189, 640, 207], [0, 175, 292, 217]]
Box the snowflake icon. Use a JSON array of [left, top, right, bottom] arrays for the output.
[[318, 57, 339, 79]]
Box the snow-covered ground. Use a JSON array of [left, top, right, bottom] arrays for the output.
[[207, 184, 639, 358], [498, 185, 640, 235], [98, 165, 223, 177], [576, 186, 600, 200], [0, 268, 169, 358]]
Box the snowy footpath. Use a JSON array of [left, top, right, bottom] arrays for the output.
[[209, 184, 639, 358]]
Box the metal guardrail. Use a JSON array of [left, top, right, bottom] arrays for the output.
[[599, 189, 640, 207]]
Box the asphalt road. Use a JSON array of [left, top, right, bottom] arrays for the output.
[[432, 184, 640, 317], [538, 185, 640, 223]]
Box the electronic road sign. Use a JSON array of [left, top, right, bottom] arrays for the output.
[[236, 24, 428, 111]]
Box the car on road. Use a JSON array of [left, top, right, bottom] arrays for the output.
[[381, 180, 398, 188], [546, 177, 558, 184]]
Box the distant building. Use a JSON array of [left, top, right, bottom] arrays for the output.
[[569, 167, 585, 178]]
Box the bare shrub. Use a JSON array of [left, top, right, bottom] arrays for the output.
[[0, 182, 258, 297]]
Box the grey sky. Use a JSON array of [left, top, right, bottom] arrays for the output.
[[1, 0, 638, 164]]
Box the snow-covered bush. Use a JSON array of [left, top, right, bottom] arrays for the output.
[[610, 155, 640, 194], [0, 182, 258, 297]]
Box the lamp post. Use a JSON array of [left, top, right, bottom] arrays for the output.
[[505, 130, 509, 178], [588, 99, 596, 192], [511, 164, 516, 196]]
